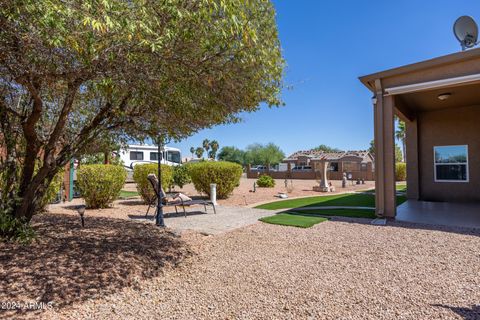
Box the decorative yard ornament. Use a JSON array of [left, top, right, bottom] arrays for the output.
[[342, 172, 347, 188]]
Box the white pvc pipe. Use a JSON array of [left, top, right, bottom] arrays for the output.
[[210, 183, 217, 205]]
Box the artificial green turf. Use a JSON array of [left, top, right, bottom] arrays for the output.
[[255, 193, 407, 211], [118, 190, 139, 198], [290, 208, 376, 219], [259, 213, 328, 228], [364, 184, 407, 194]]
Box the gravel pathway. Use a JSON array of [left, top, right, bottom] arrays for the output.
[[43, 220, 480, 320], [158, 206, 274, 235]]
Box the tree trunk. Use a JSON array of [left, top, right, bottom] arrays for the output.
[[12, 164, 61, 222]]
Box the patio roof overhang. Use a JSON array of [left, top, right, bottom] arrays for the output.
[[359, 47, 480, 92], [360, 47, 480, 120]]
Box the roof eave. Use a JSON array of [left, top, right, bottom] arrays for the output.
[[358, 47, 480, 91]]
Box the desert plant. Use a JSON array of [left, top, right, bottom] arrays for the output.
[[173, 165, 191, 189], [257, 175, 275, 188], [77, 165, 127, 208], [0, 210, 36, 244], [133, 163, 173, 204], [395, 162, 407, 181], [188, 161, 243, 199]]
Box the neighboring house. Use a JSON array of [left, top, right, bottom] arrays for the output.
[[246, 149, 375, 180], [359, 47, 480, 219], [283, 150, 375, 180]]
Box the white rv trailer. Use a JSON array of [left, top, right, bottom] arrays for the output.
[[119, 144, 182, 170]]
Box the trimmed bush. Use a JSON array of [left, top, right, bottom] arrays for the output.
[[188, 161, 242, 199], [395, 162, 407, 181], [77, 164, 127, 208], [173, 165, 191, 188], [257, 174, 275, 188], [133, 163, 173, 204]]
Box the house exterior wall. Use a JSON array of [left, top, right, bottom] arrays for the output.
[[414, 105, 480, 202], [246, 161, 374, 180]]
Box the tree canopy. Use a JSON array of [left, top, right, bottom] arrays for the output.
[[244, 143, 285, 166], [0, 0, 284, 222], [217, 146, 246, 165], [313, 144, 342, 153]]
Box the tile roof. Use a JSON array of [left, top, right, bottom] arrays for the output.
[[285, 150, 372, 162]]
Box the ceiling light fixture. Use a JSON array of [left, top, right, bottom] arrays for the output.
[[437, 93, 451, 101]]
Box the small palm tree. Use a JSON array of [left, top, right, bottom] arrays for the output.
[[395, 119, 406, 162], [195, 147, 204, 159], [190, 146, 195, 158], [202, 139, 210, 155], [209, 140, 219, 159]]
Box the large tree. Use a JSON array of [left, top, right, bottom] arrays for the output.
[[244, 143, 285, 167], [313, 144, 341, 153], [217, 146, 246, 165], [0, 0, 284, 223]]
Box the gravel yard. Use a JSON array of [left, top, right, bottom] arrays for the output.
[[39, 219, 480, 320], [0, 214, 191, 320]]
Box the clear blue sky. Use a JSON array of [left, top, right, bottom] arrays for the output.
[[171, 0, 480, 157]]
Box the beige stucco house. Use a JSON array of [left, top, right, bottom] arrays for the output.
[[283, 150, 375, 180], [360, 48, 480, 222]]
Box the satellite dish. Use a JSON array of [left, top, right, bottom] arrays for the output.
[[453, 16, 478, 50]]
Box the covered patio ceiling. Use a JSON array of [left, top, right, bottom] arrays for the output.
[[396, 81, 480, 113]]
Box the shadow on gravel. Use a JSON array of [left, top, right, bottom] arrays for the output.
[[0, 213, 191, 319], [433, 304, 480, 320]]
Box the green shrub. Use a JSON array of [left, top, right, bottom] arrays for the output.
[[188, 161, 242, 199], [257, 174, 275, 188], [77, 164, 127, 208], [172, 165, 191, 188], [0, 211, 36, 244], [38, 171, 64, 211], [395, 162, 407, 181], [133, 163, 173, 204], [0, 166, 64, 212]]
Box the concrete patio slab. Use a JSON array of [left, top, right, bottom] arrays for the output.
[[396, 200, 480, 229]]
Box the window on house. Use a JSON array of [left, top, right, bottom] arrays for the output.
[[360, 163, 368, 171], [329, 162, 339, 172], [434, 145, 468, 182], [130, 151, 144, 160]]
